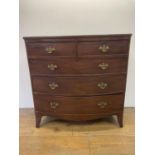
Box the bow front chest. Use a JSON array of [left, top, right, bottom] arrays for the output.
[[24, 34, 131, 128]]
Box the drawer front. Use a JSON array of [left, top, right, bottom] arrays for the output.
[[34, 94, 124, 114], [78, 40, 129, 56], [26, 42, 76, 57], [32, 75, 126, 95], [29, 56, 128, 75]]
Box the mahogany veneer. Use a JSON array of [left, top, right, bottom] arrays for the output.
[[23, 34, 131, 128]]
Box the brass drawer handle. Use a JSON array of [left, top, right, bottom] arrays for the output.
[[45, 47, 56, 54], [97, 102, 107, 108], [50, 101, 59, 109], [97, 82, 108, 89], [98, 63, 109, 70], [48, 64, 57, 70], [49, 82, 59, 90], [98, 44, 109, 52]]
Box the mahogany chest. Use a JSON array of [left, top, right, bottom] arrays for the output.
[[23, 34, 131, 128]]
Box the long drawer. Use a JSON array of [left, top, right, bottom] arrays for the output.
[[32, 75, 126, 96], [29, 56, 128, 75], [34, 94, 124, 114]]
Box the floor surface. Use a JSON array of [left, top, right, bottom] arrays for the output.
[[20, 108, 135, 155]]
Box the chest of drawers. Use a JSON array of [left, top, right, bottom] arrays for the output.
[[23, 34, 131, 128]]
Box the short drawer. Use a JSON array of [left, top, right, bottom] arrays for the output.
[[26, 42, 76, 57], [32, 75, 126, 96], [78, 40, 130, 56], [34, 94, 124, 114], [29, 56, 128, 75]]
